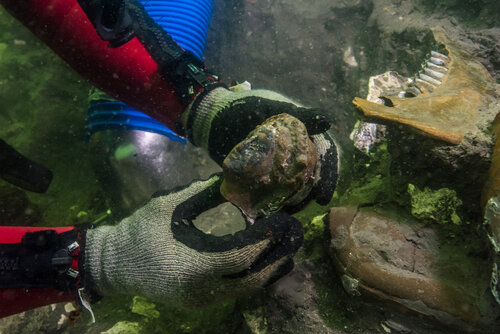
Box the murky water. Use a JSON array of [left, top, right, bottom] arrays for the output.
[[0, 0, 499, 333]]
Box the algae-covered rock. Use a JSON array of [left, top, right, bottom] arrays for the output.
[[407, 184, 463, 224], [131, 296, 160, 319], [101, 321, 141, 334], [303, 213, 327, 242]]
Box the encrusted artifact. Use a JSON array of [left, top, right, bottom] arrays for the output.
[[483, 113, 500, 305], [220, 113, 317, 222], [353, 27, 497, 145]]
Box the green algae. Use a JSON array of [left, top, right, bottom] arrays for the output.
[[408, 184, 463, 225], [101, 321, 142, 334], [73, 294, 238, 334], [304, 213, 328, 242], [131, 296, 160, 319], [88, 87, 116, 103], [336, 142, 408, 208], [242, 307, 268, 334], [311, 257, 365, 332], [298, 213, 329, 260]]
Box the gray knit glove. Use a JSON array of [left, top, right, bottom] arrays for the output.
[[83, 175, 303, 307], [181, 86, 331, 164]]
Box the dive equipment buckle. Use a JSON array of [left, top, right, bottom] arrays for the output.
[[0, 230, 81, 291]]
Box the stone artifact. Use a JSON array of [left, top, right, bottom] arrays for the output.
[[328, 206, 497, 329], [220, 113, 317, 222]]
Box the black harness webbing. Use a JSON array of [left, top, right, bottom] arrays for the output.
[[77, 0, 219, 102]]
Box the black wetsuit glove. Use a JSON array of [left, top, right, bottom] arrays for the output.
[[83, 175, 303, 306], [180, 86, 340, 206]]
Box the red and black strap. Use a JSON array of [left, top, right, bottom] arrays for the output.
[[0, 226, 83, 318], [0, 0, 184, 130], [0, 228, 81, 291], [77, 0, 220, 103]]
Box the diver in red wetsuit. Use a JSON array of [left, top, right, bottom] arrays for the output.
[[0, 0, 339, 319]]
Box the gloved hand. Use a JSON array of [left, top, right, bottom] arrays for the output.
[[83, 175, 303, 307], [180, 86, 340, 206]]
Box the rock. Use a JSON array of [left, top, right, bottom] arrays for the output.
[[241, 261, 337, 334], [328, 206, 499, 331], [349, 70, 404, 152]]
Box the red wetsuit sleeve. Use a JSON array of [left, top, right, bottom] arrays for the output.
[[0, 0, 185, 131], [0, 226, 78, 319]]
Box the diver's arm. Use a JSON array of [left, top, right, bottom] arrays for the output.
[[0, 0, 185, 129], [1, 0, 339, 205], [0, 226, 79, 318], [0, 177, 303, 319]]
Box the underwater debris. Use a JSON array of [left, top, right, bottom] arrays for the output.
[[220, 113, 317, 222], [350, 121, 378, 152], [353, 27, 497, 145], [350, 71, 408, 152]]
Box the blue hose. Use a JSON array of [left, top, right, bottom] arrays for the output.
[[85, 0, 214, 142], [142, 0, 214, 59]]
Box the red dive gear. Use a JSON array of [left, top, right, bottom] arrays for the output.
[[0, 226, 79, 318], [1, 0, 187, 130], [0, 0, 218, 318]]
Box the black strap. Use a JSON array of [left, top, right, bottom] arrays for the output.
[[77, 0, 218, 102], [77, 0, 135, 47], [0, 230, 80, 291], [0, 139, 53, 193]]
